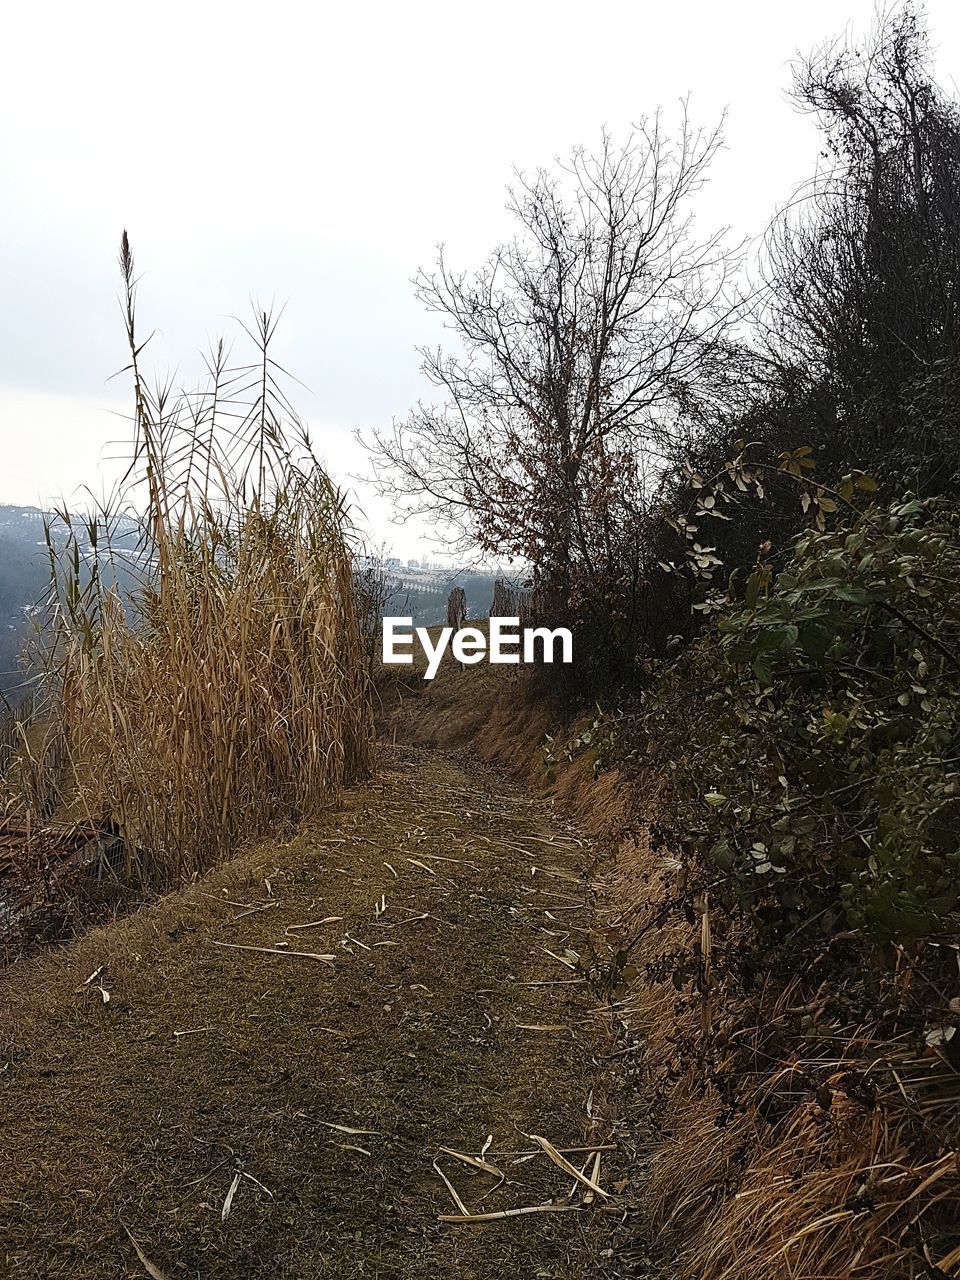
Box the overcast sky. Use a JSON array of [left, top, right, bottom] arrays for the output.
[[3, 0, 960, 558]]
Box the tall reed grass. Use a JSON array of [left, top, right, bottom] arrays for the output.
[[36, 235, 373, 886]]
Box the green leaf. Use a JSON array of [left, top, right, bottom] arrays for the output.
[[753, 657, 773, 686], [798, 624, 832, 661]]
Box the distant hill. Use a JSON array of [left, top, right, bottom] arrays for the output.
[[0, 504, 508, 704], [381, 565, 501, 626], [0, 506, 49, 706]]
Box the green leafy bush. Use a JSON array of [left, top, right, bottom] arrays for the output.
[[650, 496, 960, 941]]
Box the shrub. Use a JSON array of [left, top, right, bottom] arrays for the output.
[[648, 495, 960, 942]]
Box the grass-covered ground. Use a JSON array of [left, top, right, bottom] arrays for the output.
[[1, 746, 632, 1279]]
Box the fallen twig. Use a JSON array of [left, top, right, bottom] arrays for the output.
[[416, 853, 481, 869], [285, 916, 343, 933], [376, 913, 430, 930], [314, 1119, 381, 1136], [530, 1135, 609, 1200], [439, 1202, 581, 1223], [518, 978, 584, 987], [212, 941, 334, 964], [229, 901, 280, 924]]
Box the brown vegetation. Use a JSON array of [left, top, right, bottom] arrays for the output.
[[0, 239, 374, 963], [0, 746, 627, 1279], [387, 638, 959, 1279], [5, 8, 960, 1278]]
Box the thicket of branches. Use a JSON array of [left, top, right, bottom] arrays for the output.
[[764, 5, 960, 494], [371, 117, 750, 678]]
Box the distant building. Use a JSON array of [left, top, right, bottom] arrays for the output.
[[407, 559, 420, 569], [386, 557, 401, 569]]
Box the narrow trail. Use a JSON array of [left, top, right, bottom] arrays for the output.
[[1, 747, 630, 1279]]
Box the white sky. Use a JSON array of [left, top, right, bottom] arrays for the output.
[[3, 0, 960, 558]]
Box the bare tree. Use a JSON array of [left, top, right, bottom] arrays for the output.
[[762, 4, 960, 492], [369, 115, 746, 671]]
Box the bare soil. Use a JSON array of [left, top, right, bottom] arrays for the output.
[[0, 745, 634, 1278]]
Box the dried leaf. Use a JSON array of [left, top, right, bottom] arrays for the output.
[[433, 1159, 470, 1215], [122, 1225, 173, 1280], [221, 1171, 241, 1221], [438, 1147, 504, 1179]]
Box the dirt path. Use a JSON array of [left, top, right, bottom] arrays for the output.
[[1, 747, 629, 1279]]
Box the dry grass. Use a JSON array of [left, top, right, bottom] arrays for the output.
[[1, 747, 626, 1279], [605, 806, 960, 1280], [10, 235, 373, 889]]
